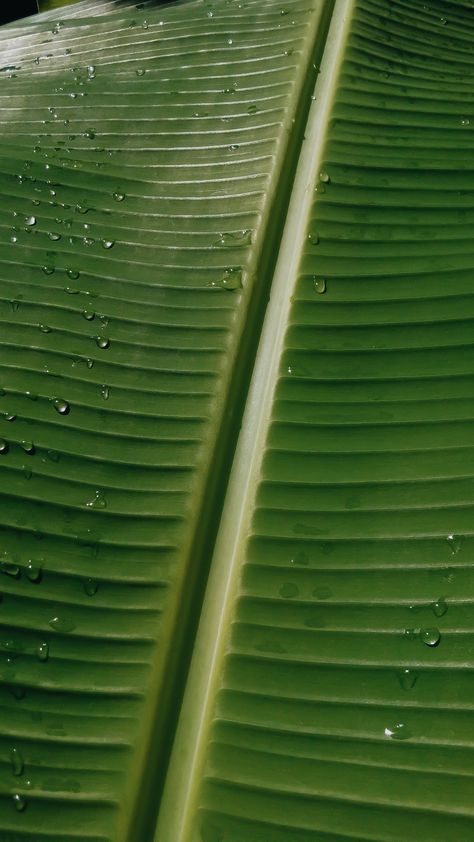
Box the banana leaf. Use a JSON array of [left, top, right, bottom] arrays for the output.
[[2, 0, 474, 841]]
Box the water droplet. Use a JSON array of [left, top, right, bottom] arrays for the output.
[[86, 489, 106, 509], [87, 65, 96, 77], [10, 748, 24, 777], [446, 533, 463, 554], [67, 269, 79, 280], [11, 300, 20, 313], [142, 19, 149, 29], [207, 9, 214, 17], [48, 232, 61, 241], [247, 104, 257, 114], [76, 204, 89, 215], [26, 560, 42, 583], [398, 668, 418, 691], [0, 560, 20, 578], [37, 642, 49, 662], [52, 398, 70, 416], [83, 236, 95, 246], [46, 450, 60, 463], [20, 441, 35, 455], [82, 310, 95, 321], [228, 144, 239, 151], [319, 171, 330, 183], [432, 597, 447, 617], [0, 439, 9, 455], [113, 192, 125, 202], [12, 793, 26, 812], [440, 16, 448, 25], [420, 627, 441, 647], [23, 468, 32, 480], [461, 117, 470, 126], [25, 216, 36, 227], [83, 578, 98, 596], [279, 582, 299, 598], [42, 265, 54, 275], [83, 128, 95, 140], [101, 239, 114, 250], [39, 324, 52, 333], [227, 38, 233, 45], [135, 68, 145, 77], [313, 277, 326, 294], [404, 627, 418, 640], [49, 616, 76, 633], [384, 723, 411, 740], [95, 336, 110, 350], [308, 232, 319, 245], [211, 267, 243, 291], [100, 384, 109, 400], [3, 413, 15, 422]]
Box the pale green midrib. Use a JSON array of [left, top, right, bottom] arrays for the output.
[[153, 2, 356, 841], [127, 4, 339, 841]]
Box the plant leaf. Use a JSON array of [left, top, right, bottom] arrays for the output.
[[158, 1, 474, 841], [0, 0, 335, 839]]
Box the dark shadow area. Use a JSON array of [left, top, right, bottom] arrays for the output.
[[0, 1, 37, 24]]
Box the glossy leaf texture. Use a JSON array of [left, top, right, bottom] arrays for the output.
[[0, 0, 332, 839], [159, 1, 474, 841]]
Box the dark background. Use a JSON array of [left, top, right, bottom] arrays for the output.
[[0, 1, 38, 24]]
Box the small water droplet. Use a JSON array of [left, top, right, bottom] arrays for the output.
[[142, 20, 149, 29], [67, 269, 79, 280], [42, 265, 54, 275], [10, 748, 24, 777], [48, 232, 61, 241], [398, 668, 418, 691], [420, 627, 441, 647], [20, 441, 35, 455], [100, 384, 109, 400], [135, 68, 145, 77], [83, 128, 95, 140], [279, 582, 299, 598], [25, 216, 36, 227], [247, 104, 257, 114], [82, 310, 95, 321], [313, 277, 326, 294], [11, 300, 20, 313], [3, 412, 15, 422], [39, 324, 52, 333], [308, 232, 319, 245], [432, 597, 447, 617], [404, 627, 418, 640], [113, 191, 125, 202], [26, 560, 42, 583], [228, 144, 239, 151], [87, 65, 96, 77], [319, 171, 330, 183], [95, 336, 110, 350], [446, 533, 463, 554], [86, 489, 107, 509], [52, 398, 70, 416], [83, 578, 98, 596], [461, 117, 470, 126], [384, 723, 411, 740], [49, 616, 76, 633], [12, 793, 26, 812], [101, 239, 114, 250], [37, 642, 49, 662]]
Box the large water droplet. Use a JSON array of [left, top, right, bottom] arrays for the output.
[[52, 398, 70, 416], [319, 171, 330, 183], [12, 793, 26, 812], [26, 560, 42, 583], [49, 616, 76, 633], [211, 267, 243, 291], [25, 216, 36, 227], [95, 336, 110, 350], [384, 722, 411, 740], [313, 277, 326, 294], [420, 627, 441, 647], [397, 668, 418, 691], [10, 748, 24, 777], [101, 239, 114, 249], [432, 597, 447, 617], [37, 642, 49, 662]]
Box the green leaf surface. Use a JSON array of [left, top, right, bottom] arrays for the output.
[[3, 0, 474, 840], [158, 1, 474, 841], [0, 0, 332, 839]]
